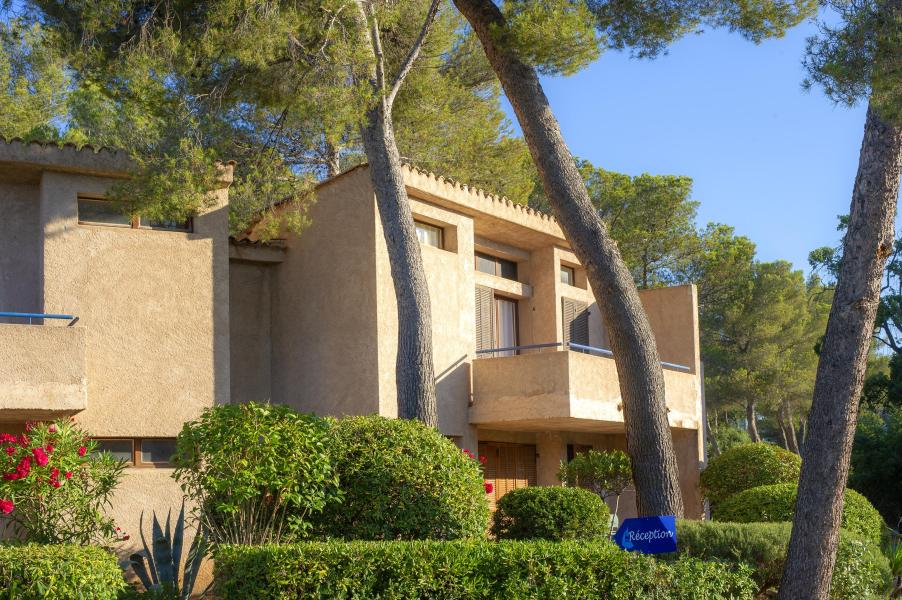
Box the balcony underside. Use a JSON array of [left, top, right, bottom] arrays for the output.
[[469, 350, 700, 432]]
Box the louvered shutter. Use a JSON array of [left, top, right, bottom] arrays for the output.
[[479, 442, 537, 511], [475, 286, 495, 352], [562, 298, 590, 346]]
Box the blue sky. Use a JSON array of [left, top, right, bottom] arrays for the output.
[[500, 17, 874, 274]]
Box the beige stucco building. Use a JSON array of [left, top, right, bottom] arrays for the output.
[[0, 140, 704, 557], [232, 164, 705, 519]]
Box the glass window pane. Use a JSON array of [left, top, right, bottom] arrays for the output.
[[561, 266, 575, 286], [475, 252, 496, 275], [415, 221, 442, 248], [140, 439, 177, 464], [93, 439, 133, 463], [145, 218, 191, 232], [499, 259, 518, 281], [494, 297, 518, 357], [78, 198, 131, 226]]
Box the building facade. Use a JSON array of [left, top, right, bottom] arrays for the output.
[[0, 142, 705, 552], [232, 164, 705, 518]]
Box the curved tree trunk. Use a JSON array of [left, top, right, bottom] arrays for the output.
[[781, 400, 800, 454], [746, 398, 761, 443], [780, 104, 902, 599], [453, 0, 683, 517]]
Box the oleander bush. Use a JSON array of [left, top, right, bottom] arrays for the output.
[[712, 483, 885, 544], [313, 416, 490, 540], [699, 443, 801, 504], [215, 540, 756, 599], [676, 520, 891, 599], [0, 543, 126, 600], [172, 402, 339, 544], [490, 486, 610, 541]]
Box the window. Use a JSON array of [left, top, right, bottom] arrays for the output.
[[91, 438, 177, 467], [77, 198, 131, 227], [415, 220, 443, 248], [560, 265, 576, 286], [475, 252, 518, 281], [78, 196, 192, 232]]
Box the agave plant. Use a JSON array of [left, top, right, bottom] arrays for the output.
[[128, 502, 208, 600]]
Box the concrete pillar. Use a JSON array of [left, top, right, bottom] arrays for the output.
[[536, 431, 566, 486]]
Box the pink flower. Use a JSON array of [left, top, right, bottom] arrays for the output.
[[31, 447, 48, 467], [478, 455, 487, 465], [0, 434, 15, 444], [17, 434, 29, 447], [0, 499, 13, 514], [2, 473, 19, 481], [24, 421, 34, 432], [77, 446, 87, 457], [50, 480, 61, 488], [484, 482, 493, 494], [5, 446, 15, 456], [64, 471, 72, 480], [14, 456, 30, 478], [45, 444, 54, 454], [48, 425, 57, 434], [122, 534, 130, 541]]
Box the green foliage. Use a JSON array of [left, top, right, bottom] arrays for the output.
[[490, 486, 609, 541], [700, 442, 801, 504], [712, 483, 885, 545], [0, 420, 126, 546], [500, 1, 601, 75], [708, 423, 751, 457], [127, 502, 207, 600], [0, 543, 127, 600], [676, 520, 891, 599], [557, 449, 631, 499], [314, 415, 489, 540], [214, 539, 755, 599], [172, 402, 339, 545], [850, 406, 902, 527]]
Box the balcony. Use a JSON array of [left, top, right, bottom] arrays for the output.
[[0, 314, 87, 420], [470, 344, 700, 433]]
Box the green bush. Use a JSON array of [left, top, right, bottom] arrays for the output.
[[491, 486, 609, 541], [215, 540, 755, 599], [712, 483, 886, 544], [172, 402, 339, 544], [676, 520, 891, 599], [700, 442, 801, 504], [313, 415, 489, 540], [0, 543, 126, 600]]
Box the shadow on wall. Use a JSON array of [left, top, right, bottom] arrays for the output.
[[436, 355, 469, 433]]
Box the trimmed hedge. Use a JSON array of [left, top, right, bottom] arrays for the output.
[[700, 443, 801, 504], [215, 540, 755, 599], [712, 483, 885, 544], [491, 486, 610, 541], [676, 520, 891, 599], [313, 416, 490, 540], [0, 543, 126, 600]]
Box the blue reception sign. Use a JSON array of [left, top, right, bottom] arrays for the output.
[[613, 516, 677, 554]]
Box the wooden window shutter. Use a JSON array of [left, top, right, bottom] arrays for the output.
[[562, 298, 590, 346], [475, 285, 495, 352], [479, 442, 536, 511]]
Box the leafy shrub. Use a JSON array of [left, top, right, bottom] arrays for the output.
[[708, 424, 751, 457], [0, 543, 126, 600], [850, 406, 902, 526], [172, 402, 339, 544], [490, 486, 609, 541], [215, 540, 755, 599], [712, 483, 885, 544], [313, 415, 489, 540], [700, 442, 801, 504], [0, 420, 126, 545], [676, 520, 891, 598]]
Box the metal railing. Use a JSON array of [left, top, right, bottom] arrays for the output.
[[0, 312, 78, 326], [476, 340, 691, 372]]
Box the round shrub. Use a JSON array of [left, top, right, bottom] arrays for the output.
[[314, 415, 490, 540], [700, 442, 801, 504], [172, 402, 339, 544], [490, 486, 610, 541], [712, 483, 885, 544]]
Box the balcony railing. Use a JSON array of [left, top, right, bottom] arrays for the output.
[[475, 341, 690, 372], [0, 312, 78, 325]]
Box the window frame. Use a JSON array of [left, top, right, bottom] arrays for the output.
[[414, 220, 444, 249], [475, 251, 518, 281], [77, 195, 193, 233], [91, 437, 177, 468], [560, 265, 576, 286]]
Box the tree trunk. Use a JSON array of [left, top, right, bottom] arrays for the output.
[[353, 0, 439, 427], [782, 400, 800, 454], [780, 104, 902, 599], [746, 398, 761, 443], [776, 407, 790, 450], [453, 0, 683, 518], [706, 417, 721, 458], [325, 140, 341, 178]]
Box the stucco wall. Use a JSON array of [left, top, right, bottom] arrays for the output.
[[0, 323, 86, 419], [39, 171, 230, 436], [269, 168, 381, 416], [229, 261, 274, 403], [0, 182, 41, 319]]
